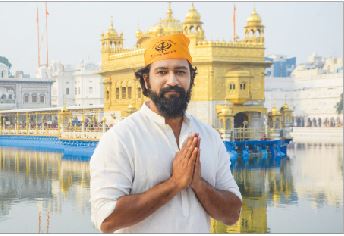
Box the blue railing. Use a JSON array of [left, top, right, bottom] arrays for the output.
[[0, 135, 97, 161], [0, 136, 292, 164]]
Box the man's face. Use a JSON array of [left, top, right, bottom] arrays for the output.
[[144, 59, 193, 118]]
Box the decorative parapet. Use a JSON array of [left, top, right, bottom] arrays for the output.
[[109, 48, 145, 59], [195, 40, 264, 48]]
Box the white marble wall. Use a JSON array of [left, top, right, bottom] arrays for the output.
[[0, 80, 52, 110], [74, 69, 104, 107], [187, 100, 225, 128], [264, 73, 343, 124]]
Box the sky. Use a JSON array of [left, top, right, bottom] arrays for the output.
[[0, 1, 343, 76]]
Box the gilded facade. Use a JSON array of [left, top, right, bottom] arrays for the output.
[[100, 4, 270, 130]]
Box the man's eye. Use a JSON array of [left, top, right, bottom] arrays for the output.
[[176, 71, 186, 75], [157, 71, 168, 75]]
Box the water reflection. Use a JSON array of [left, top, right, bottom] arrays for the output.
[[0, 143, 342, 233], [289, 143, 343, 209], [0, 147, 97, 233], [211, 142, 343, 233]]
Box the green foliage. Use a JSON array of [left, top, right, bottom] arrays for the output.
[[0, 56, 12, 68]]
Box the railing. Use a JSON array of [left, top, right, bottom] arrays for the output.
[[232, 128, 266, 140], [0, 108, 108, 140], [0, 122, 110, 140], [219, 127, 289, 141]]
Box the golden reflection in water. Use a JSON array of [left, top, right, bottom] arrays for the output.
[[211, 158, 295, 233], [211, 143, 343, 233], [0, 147, 91, 233], [1, 143, 342, 233]]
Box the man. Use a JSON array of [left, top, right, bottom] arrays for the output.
[[90, 33, 242, 233]]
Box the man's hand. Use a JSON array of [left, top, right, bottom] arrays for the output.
[[191, 136, 202, 190], [171, 133, 199, 191]]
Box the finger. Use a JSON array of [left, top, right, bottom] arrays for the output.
[[188, 147, 198, 166], [180, 134, 195, 155], [185, 137, 198, 159], [191, 136, 199, 150], [196, 148, 201, 166], [184, 145, 194, 160], [181, 135, 192, 148], [181, 135, 196, 158]]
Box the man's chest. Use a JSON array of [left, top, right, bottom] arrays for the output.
[[129, 126, 218, 194]]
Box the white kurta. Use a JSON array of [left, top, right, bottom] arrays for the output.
[[90, 102, 241, 233]]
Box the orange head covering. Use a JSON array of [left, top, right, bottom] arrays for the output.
[[144, 33, 192, 66]]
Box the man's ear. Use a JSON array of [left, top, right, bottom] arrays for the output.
[[143, 74, 149, 90]]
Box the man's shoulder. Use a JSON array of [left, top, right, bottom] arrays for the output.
[[107, 111, 145, 136], [97, 111, 144, 148], [189, 115, 221, 139]]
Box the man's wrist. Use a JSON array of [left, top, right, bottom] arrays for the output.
[[191, 178, 204, 193], [167, 177, 183, 195]]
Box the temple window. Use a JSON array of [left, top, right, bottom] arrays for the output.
[[116, 87, 119, 99], [122, 87, 126, 99], [32, 94, 37, 103], [24, 94, 29, 103], [128, 87, 132, 99]]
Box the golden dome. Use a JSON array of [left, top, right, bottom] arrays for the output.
[[105, 16, 118, 37], [135, 29, 142, 37], [271, 106, 280, 116], [281, 103, 290, 111], [149, 3, 183, 34], [149, 19, 163, 32], [184, 3, 202, 23], [221, 107, 232, 116], [246, 8, 263, 27]]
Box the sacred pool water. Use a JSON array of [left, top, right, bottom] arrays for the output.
[[0, 142, 342, 233]]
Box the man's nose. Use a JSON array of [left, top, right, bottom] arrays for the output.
[[166, 71, 178, 86]]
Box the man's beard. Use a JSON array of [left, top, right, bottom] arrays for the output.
[[147, 85, 192, 119]]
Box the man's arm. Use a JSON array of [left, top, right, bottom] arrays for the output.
[[100, 134, 200, 233], [100, 178, 178, 233], [192, 178, 242, 225], [191, 137, 242, 225]]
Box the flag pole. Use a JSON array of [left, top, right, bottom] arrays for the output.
[[233, 4, 237, 41], [36, 7, 41, 67], [45, 2, 49, 66]]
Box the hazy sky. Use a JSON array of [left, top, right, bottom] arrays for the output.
[[0, 1, 342, 76]]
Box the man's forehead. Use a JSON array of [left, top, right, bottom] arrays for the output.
[[150, 59, 189, 69]]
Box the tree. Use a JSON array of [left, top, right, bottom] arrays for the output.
[[336, 93, 343, 114]]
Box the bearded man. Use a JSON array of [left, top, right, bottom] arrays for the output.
[[90, 33, 242, 233]]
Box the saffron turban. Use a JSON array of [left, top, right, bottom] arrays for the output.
[[144, 33, 192, 66]]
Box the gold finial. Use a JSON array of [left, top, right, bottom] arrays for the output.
[[191, 2, 195, 9], [167, 2, 173, 18], [109, 16, 114, 29]]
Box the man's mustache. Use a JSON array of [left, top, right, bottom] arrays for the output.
[[159, 86, 186, 96]]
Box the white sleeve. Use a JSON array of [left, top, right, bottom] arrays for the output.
[[89, 130, 134, 231], [214, 136, 242, 200]]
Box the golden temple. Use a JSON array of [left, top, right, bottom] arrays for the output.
[[100, 4, 272, 136]]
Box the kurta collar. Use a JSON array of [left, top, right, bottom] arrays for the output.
[[140, 102, 191, 126]]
